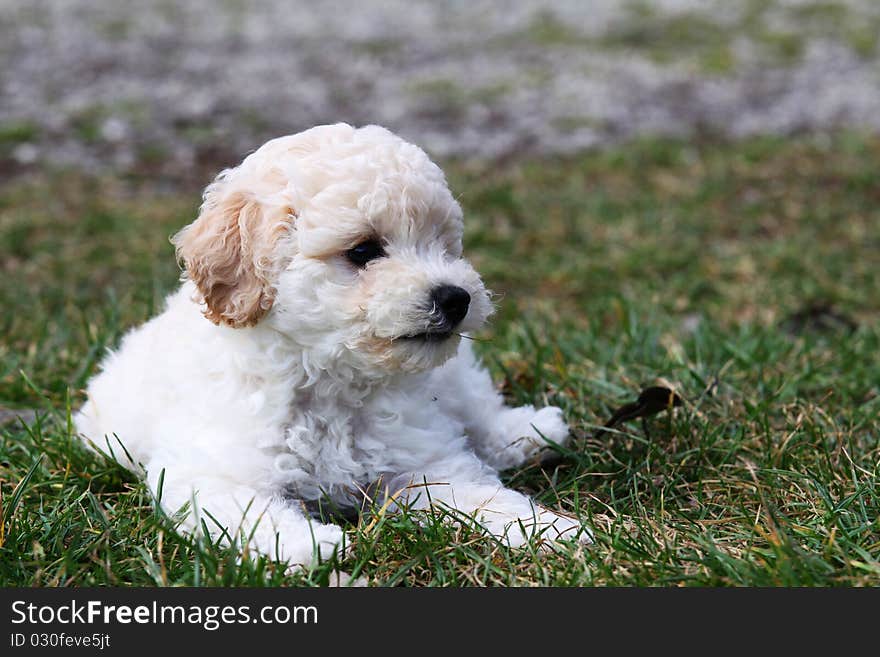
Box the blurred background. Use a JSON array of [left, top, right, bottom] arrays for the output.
[[3, 0, 880, 181], [3, 0, 880, 392]]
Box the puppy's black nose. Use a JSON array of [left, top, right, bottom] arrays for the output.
[[431, 285, 471, 327]]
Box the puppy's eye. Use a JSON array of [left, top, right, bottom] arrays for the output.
[[345, 239, 386, 268]]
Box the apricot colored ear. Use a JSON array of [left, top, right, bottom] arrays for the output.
[[173, 175, 292, 328]]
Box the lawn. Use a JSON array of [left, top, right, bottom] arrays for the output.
[[1, 133, 878, 586]]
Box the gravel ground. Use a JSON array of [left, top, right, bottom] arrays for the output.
[[2, 0, 880, 176]]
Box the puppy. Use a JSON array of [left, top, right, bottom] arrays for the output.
[[75, 123, 588, 568]]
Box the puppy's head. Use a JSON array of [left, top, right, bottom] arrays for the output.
[[173, 123, 492, 373]]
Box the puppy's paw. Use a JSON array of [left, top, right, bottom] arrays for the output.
[[326, 570, 368, 587], [312, 523, 352, 563], [277, 522, 348, 569], [527, 406, 570, 446], [466, 490, 590, 550], [490, 405, 570, 469], [532, 508, 592, 549], [489, 509, 591, 550]]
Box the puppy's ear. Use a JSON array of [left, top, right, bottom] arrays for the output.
[[173, 172, 293, 328]]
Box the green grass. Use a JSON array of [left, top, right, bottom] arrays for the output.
[[0, 121, 40, 153], [1, 133, 879, 586], [510, 1, 880, 73]]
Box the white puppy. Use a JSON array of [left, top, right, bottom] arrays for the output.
[[75, 123, 587, 568]]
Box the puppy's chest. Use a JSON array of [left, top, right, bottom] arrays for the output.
[[277, 386, 465, 493], [356, 391, 466, 462]]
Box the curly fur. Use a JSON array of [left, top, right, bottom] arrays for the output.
[[74, 123, 590, 568]]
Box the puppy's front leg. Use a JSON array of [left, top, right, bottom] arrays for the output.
[[389, 456, 588, 548], [434, 341, 571, 470], [145, 462, 345, 568]]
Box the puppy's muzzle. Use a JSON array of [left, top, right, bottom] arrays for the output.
[[402, 284, 471, 342]]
